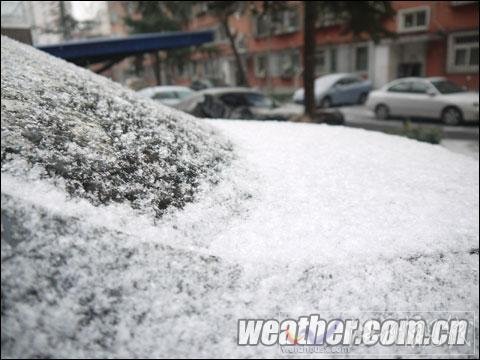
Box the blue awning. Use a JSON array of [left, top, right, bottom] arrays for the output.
[[37, 30, 214, 66]]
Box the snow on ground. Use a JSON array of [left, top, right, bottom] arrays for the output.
[[442, 139, 479, 160], [1, 37, 479, 358]]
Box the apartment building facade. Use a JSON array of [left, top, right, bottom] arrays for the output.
[[170, 1, 479, 93], [1, 1, 112, 45]]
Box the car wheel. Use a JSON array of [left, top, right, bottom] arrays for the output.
[[441, 107, 462, 126], [375, 104, 389, 120], [320, 96, 332, 108], [358, 92, 368, 105]]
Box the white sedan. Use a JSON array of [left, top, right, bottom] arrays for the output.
[[366, 77, 479, 125], [137, 85, 194, 107]]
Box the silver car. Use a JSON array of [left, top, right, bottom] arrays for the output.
[[175, 87, 303, 121], [367, 77, 479, 125], [137, 86, 194, 107]]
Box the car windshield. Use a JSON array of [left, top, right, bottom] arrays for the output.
[[431, 80, 464, 94], [244, 92, 273, 108], [176, 90, 192, 99]]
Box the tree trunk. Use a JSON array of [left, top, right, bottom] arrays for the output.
[[222, 20, 248, 87], [303, 1, 316, 120], [59, 1, 70, 40], [152, 52, 161, 85]]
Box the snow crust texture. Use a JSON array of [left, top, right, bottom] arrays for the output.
[[1, 36, 232, 218], [1, 37, 479, 358]]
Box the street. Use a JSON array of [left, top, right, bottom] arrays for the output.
[[339, 105, 479, 141]]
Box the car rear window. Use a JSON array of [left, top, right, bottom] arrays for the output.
[[431, 80, 464, 94]]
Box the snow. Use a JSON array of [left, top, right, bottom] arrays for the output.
[[1, 37, 479, 358], [1, 36, 232, 219], [441, 139, 479, 160]]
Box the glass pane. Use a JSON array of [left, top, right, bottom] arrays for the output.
[[404, 13, 414, 28], [176, 91, 192, 99], [153, 92, 176, 100], [388, 82, 411, 92], [470, 47, 479, 65], [355, 47, 368, 71], [431, 80, 464, 94], [416, 11, 426, 26], [315, 50, 326, 74], [455, 34, 479, 44], [410, 81, 429, 94], [245, 93, 273, 107], [455, 49, 467, 65], [330, 48, 337, 72]]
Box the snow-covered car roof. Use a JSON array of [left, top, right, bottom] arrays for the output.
[[1, 36, 479, 358], [380, 77, 449, 89]]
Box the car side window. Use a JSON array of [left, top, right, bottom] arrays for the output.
[[152, 92, 176, 100], [220, 93, 248, 107], [336, 77, 358, 87], [409, 81, 430, 94], [244, 93, 273, 108], [346, 77, 360, 84], [388, 81, 411, 93]]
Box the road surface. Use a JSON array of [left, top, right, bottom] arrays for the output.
[[339, 105, 479, 141]]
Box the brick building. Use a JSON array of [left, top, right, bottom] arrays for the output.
[[168, 1, 478, 95]]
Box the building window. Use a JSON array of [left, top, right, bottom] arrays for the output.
[[398, 6, 430, 33], [315, 47, 338, 76], [316, 9, 345, 28], [315, 49, 327, 75], [448, 31, 479, 73], [255, 15, 269, 37], [254, 54, 268, 77], [265, 49, 300, 77], [214, 25, 228, 43], [176, 61, 193, 78], [450, 1, 477, 6], [284, 8, 300, 33], [109, 12, 119, 24], [281, 49, 300, 77], [354, 45, 369, 72], [254, 7, 300, 37], [330, 48, 337, 72]]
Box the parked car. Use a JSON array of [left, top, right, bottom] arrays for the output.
[[190, 78, 228, 91], [293, 73, 372, 108], [366, 77, 480, 125], [175, 87, 303, 121], [137, 86, 194, 106]]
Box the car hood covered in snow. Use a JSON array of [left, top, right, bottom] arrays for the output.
[[1, 37, 479, 358]]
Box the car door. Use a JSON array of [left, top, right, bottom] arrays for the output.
[[383, 81, 414, 117], [406, 80, 440, 118], [337, 76, 364, 105], [328, 77, 351, 105]]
